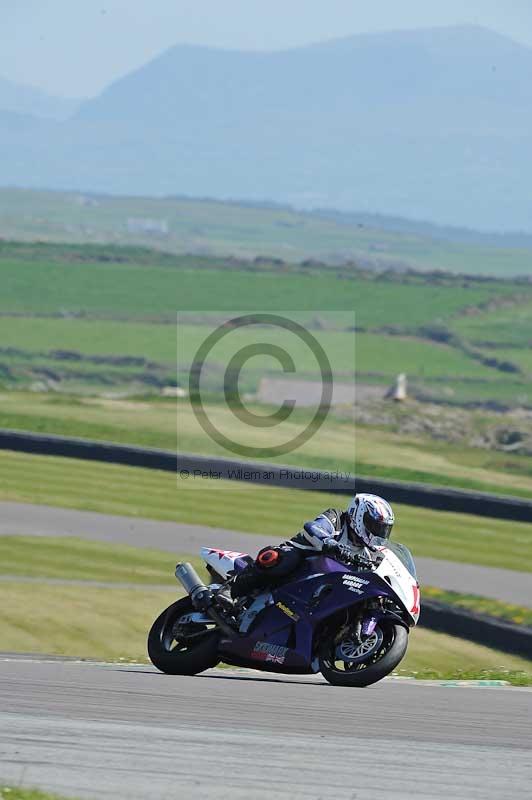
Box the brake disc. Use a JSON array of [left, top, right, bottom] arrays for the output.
[[336, 626, 384, 663]]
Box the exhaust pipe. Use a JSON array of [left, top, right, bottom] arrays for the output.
[[175, 562, 212, 609], [175, 562, 236, 638]]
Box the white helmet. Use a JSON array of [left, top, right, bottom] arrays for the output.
[[347, 494, 395, 546]]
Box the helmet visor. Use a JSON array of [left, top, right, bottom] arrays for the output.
[[363, 511, 393, 540]]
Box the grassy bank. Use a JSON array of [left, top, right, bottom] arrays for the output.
[[2, 392, 532, 499]]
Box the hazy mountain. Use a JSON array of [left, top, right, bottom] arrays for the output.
[[0, 76, 81, 120], [2, 25, 532, 231], [77, 25, 532, 124]]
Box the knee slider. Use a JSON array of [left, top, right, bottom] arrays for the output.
[[257, 547, 280, 569]]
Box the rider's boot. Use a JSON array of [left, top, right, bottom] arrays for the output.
[[214, 586, 236, 614]]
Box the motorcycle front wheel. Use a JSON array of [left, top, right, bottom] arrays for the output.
[[147, 597, 220, 675], [319, 622, 408, 687]]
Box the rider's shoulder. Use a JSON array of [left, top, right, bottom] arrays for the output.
[[319, 508, 343, 530]]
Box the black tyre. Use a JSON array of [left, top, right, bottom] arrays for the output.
[[319, 622, 408, 687], [147, 597, 220, 675]]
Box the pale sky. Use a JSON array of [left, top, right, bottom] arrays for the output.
[[3, 0, 532, 97]]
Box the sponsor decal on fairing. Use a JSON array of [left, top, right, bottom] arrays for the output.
[[276, 602, 300, 622], [341, 574, 370, 594], [251, 641, 288, 665]]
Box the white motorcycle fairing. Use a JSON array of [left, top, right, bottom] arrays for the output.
[[375, 545, 420, 624]]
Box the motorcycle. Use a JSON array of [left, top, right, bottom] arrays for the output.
[[147, 538, 420, 687]]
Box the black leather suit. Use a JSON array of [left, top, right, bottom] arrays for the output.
[[231, 508, 357, 598]]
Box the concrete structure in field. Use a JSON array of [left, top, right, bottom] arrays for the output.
[[75, 194, 99, 207], [126, 217, 169, 236], [257, 376, 386, 407], [257, 374, 409, 408]]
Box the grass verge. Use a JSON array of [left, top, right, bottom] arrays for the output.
[[423, 586, 532, 625], [0, 536, 201, 585], [1, 582, 177, 661], [394, 666, 532, 686], [396, 627, 532, 684], [1, 450, 531, 573], [1, 789, 76, 800]]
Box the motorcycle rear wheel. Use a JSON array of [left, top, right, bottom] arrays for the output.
[[319, 622, 408, 687], [147, 597, 220, 675]]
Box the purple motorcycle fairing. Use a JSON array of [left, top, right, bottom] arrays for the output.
[[218, 555, 400, 674]]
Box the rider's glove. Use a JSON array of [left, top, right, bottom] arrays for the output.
[[322, 538, 354, 563], [353, 554, 374, 570]]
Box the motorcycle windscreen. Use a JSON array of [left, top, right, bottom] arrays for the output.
[[373, 538, 417, 579]]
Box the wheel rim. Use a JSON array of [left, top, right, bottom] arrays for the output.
[[336, 628, 384, 662], [325, 624, 393, 673], [160, 609, 215, 654]]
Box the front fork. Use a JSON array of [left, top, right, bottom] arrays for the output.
[[335, 601, 382, 645]]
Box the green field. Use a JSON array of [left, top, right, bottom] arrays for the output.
[[0, 318, 501, 379], [2, 241, 531, 405], [2, 188, 532, 277], [1, 251, 518, 322], [478, 347, 532, 377], [448, 301, 532, 385], [451, 302, 532, 348]]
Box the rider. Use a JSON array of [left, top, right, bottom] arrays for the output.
[[231, 493, 395, 598]]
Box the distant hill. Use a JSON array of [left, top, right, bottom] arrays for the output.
[[2, 25, 532, 231], [2, 187, 532, 277], [0, 76, 81, 120]]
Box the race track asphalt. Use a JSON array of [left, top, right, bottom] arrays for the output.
[[0, 656, 531, 800], [1, 501, 530, 605]]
